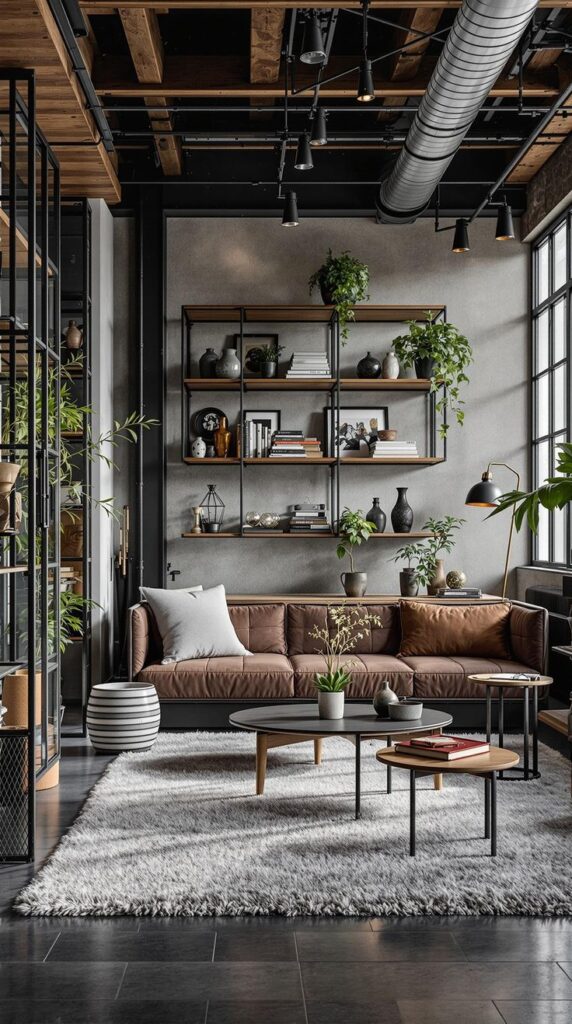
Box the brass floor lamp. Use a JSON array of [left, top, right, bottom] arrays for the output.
[[465, 462, 521, 600]]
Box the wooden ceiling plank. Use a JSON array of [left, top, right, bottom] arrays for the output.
[[250, 9, 285, 84], [378, 7, 441, 121], [506, 59, 572, 183], [80, 1, 572, 10]]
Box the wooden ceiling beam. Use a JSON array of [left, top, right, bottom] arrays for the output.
[[81, 1, 572, 10], [119, 7, 182, 175], [507, 61, 572, 183], [378, 7, 442, 122], [250, 9, 285, 84]]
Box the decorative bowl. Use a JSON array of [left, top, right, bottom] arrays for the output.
[[378, 429, 397, 442], [388, 698, 423, 721]]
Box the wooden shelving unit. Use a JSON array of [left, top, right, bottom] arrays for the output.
[[181, 303, 447, 541], [182, 531, 435, 540]]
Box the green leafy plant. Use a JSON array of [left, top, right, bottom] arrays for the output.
[[489, 442, 572, 532], [308, 249, 369, 343], [391, 312, 473, 436], [392, 516, 465, 587], [309, 605, 382, 692], [392, 542, 423, 572], [336, 507, 376, 573], [258, 341, 284, 363]]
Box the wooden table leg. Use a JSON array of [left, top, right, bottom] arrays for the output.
[[256, 732, 268, 795], [314, 737, 322, 765], [433, 773, 443, 791]]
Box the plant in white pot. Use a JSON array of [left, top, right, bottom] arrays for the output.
[[309, 605, 381, 719]]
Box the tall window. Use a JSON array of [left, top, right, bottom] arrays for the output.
[[532, 210, 571, 566]]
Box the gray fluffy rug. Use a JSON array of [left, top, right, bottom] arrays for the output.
[[15, 731, 572, 917]]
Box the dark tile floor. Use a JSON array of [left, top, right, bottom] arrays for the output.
[[1, 738, 571, 1024]]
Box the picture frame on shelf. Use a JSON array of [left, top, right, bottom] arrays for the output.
[[236, 334, 280, 377], [325, 405, 389, 458]]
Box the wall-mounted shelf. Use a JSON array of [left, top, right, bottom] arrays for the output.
[[184, 377, 433, 393], [341, 457, 445, 465], [182, 531, 436, 541], [183, 304, 445, 325]]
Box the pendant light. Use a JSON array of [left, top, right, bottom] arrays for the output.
[[495, 202, 515, 241], [282, 191, 299, 227], [357, 2, 375, 102], [294, 132, 313, 170], [452, 218, 470, 253], [310, 108, 327, 147], [300, 13, 326, 65]]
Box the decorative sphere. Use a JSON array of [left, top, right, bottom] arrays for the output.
[[260, 512, 280, 529], [245, 511, 261, 527], [446, 569, 466, 589]]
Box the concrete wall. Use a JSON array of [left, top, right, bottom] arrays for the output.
[[158, 216, 529, 597]]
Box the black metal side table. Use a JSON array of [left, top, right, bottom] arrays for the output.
[[468, 673, 552, 781]]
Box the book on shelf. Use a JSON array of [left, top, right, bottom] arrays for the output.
[[436, 588, 482, 598], [286, 353, 331, 378], [395, 735, 490, 761]]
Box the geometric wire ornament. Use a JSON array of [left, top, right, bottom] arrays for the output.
[[199, 484, 225, 532]]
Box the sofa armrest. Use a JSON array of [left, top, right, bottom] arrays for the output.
[[129, 603, 151, 679], [509, 602, 549, 675]]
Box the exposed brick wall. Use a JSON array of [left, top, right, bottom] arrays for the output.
[[522, 133, 572, 240]]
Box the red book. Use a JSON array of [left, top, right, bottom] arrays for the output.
[[395, 735, 490, 761]]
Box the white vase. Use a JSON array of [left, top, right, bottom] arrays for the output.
[[191, 437, 207, 458], [318, 691, 345, 720], [382, 351, 400, 379]]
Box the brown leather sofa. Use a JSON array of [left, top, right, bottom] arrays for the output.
[[129, 599, 547, 719]]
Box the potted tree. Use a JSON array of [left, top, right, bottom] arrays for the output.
[[309, 605, 381, 719], [391, 312, 473, 437], [309, 249, 369, 343], [336, 506, 376, 596]]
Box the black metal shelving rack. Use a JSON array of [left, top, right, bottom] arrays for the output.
[[179, 304, 447, 542], [0, 70, 61, 862], [60, 199, 92, 737]]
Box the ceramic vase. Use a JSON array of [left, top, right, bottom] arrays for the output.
[[366, 498, 386, 533], [373, 681, 399, 718], [0, 461, 20, 495], [214, 415, 231, 458], [64, 319, 83, 350], [399, 568, 419, 597], [191, 437, 207, 459], [215, 348, 241, 379], [199, 347, 218, 378], [341, 571, 367, 597], [382, 351, 400, 379], [427, 558, 447, 596], [87, 682, 161, 752], [318, 690, 345, 720], [357, 352, 381, 379], [391, 487, 414, 533]]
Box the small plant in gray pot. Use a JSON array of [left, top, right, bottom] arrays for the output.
[[392, 542, 423, 597], [310, 605, 381, 719], [337, 507, 376, 596], [308, 249, 369, 344], [258, 340, 284, 379]]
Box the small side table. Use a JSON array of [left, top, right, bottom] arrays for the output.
[[468, 673, 552, 781], [376, 745, 519, 857]]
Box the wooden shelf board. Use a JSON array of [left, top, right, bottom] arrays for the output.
[[340, 378, 432, 391], [340, 457, 444, 465], [0, 208, 53, 275], [244, 457, 334, 465], [183, 304, 445, 325], [61, 431, 84, 440], [183, 457, 240, 464], [538, 708, 569, 738], [247, 378, 335, 391], [181, 531, 239, 538], [225, 594, 500, 605], [184, 377, 432, 392], [182, 530, 435, 540]]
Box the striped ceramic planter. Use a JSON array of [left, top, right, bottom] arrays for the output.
[[87, 682, 160, 753]]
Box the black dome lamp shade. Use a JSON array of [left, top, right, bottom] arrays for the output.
[[282, 191, 299, 227], [495, 202, 515, 241], [465, 471, 503, 508], [300, 13, 326, 65], [294, 132, 313, 170]]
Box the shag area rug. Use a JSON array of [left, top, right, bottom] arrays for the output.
[[16, 731, 572, 917]]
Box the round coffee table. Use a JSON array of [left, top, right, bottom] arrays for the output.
[[377, 745, 519, 857], [229, 704, 453, 819], [468, 673, 552, 780]]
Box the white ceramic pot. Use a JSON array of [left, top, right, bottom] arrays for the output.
[[191, 437, 207, 458], [382, 351, 400, 379], [87, 682, 160, 753], [318, 691, 345, 720]]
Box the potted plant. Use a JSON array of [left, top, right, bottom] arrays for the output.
[[258, 340, 284, 379], [391, 312, 473, 436], [309, 249, 369, 343], [336, 506, 376, 596], [392, 542, 422, 597], [309, 605, 381, 719], [392, 516, 464, 596]]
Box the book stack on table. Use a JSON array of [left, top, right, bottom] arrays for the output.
[[286, 352, 331, 378], [371, 440, 419, 459], [394, 735, 490, 761], [289, 502, 332, 533]]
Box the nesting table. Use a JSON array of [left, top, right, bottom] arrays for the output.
[[468, 673, 552, 780], [229, 704, 452, 819]]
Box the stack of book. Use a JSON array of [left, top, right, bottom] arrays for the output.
[[269, 430, 305, 457], [394, 735, 490, 761], [243, 420, 272, 458], [289, 502, 332, 533], [371, 440, 419, 459], [286, 352, 331, 378], [301, 436, 323, 459], [436, 587, 482, 599]]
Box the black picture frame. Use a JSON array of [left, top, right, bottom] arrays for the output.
[[236, 333, 280, 377], [324, 405, 389, 458]]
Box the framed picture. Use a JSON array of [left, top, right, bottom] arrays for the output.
[[236, 334, 279, 377], [241, 409, 281, 457], [325, 405, 389, 458]]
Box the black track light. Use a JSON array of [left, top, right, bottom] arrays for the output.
[[357, 60, 375, 103], [300, 13, 326, 65], [495, 202, 515, 241], [294, 133, 313, 171], [310, 108, 328, 147], [282, 191, 299, 227], [452, 218, 470, 253]]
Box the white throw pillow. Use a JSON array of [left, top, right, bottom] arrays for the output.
[[139, 584, 251, 662]]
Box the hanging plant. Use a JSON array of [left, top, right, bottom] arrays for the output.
[[309, 249, 369, 343]]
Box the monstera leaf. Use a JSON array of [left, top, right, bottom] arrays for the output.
[[489, 443, 572, 533]]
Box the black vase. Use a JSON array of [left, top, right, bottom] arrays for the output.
[[199, 347, 218, 378], [391, 487, 414, 533], [357, 352, 381, 379], [366, 497, 386, 533], [415, 356, 436, 380]]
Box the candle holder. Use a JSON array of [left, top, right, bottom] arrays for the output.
[[191, 506, 203, 534]]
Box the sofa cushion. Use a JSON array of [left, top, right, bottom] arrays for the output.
[[228, 603, 287, 654], [287, 604, 400, 656], [138, 653, 294, 699], [291, 654, 414, 698], [401, 656, 528, 699], [509, 605, 546, 674], [400, 601, 512, 660]]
